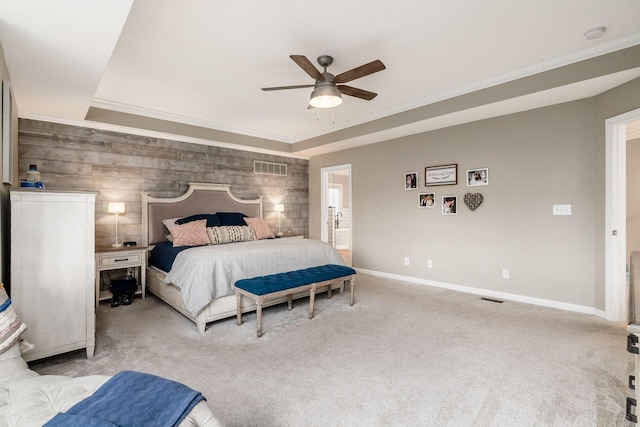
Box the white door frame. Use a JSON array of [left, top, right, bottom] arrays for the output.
[[321, 164, 352, 263], [605, 107, 640, 322]]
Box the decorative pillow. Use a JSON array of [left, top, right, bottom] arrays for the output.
[[244, 217, 275, 240], [161, 217, 182, 234], [207, 225, 256, 245], [0, 287, 27, 354], [176, 213, 222, 227], [217, 212, 248, 226], [171, 219, 210, 247]]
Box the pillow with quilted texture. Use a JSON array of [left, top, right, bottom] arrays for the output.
[[207, 225, 256, 245], [171, 219, 210, 247], [244, 217, 275, 240], [0, 287, 27, 354]]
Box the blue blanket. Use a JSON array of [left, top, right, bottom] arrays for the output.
[[44, 370, 205, 427]]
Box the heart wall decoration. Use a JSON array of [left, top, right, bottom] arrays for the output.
[[464, 193, 483, 211]]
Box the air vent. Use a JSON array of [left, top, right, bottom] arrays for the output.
[[480, 297, 504, 304], [254, 161, 287, 176]]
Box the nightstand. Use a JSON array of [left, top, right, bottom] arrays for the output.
[[95, 246, 147, 306], [275, 234, 304, 239]]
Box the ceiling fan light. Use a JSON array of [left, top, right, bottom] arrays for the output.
[[309, 85, 343, 109]]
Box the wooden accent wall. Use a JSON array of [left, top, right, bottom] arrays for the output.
[[18, 119, 308, 247]]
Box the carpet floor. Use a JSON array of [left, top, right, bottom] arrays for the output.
[[29, 274, 634, 426]]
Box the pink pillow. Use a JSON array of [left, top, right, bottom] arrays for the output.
[[171, 219, 210, 247], [244, 217, 275, 240]]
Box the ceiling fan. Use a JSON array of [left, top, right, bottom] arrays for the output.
[[262, 55, 386, 109]]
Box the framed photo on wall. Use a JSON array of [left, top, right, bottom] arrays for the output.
[[405, 171, 418, 190], [425, 164, 457, 186], [419, 193, 436, 208], [442, 195, 457, 215], [466, 167, 489, 186]]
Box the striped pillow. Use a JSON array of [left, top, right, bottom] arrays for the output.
[[0, 287, 27, 354], [207, 225, 256, 245]]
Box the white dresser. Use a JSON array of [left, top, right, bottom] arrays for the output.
[[11, 189, 98, 362]]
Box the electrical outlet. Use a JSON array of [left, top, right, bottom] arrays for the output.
[[404, 257, 410, 266], [502, 269, 510, 279], [552, 204, 572, 215], [427, 260, 433, 268]]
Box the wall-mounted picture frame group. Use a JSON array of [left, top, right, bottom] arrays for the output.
[[466, 167, 489, 186], [442, 195, 457, 215], [425, 164, 457, 186], [419, 193, 436, 208], [405, 171, 418, 190]]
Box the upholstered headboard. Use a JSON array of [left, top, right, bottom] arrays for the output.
[[142, 183, 263, 246]]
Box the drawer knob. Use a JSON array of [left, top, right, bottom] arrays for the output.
[[114, 258, 129, 262]]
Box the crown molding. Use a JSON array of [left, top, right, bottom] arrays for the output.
[[87, 33, 640, 147]]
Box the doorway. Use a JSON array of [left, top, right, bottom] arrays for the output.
[[321, 165, 352, 266], [605, 108, 640, 322]]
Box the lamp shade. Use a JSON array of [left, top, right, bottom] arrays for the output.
[[108, 202, 125, 215], [275, 204, 284, 213], [309, 85, 343, 109]]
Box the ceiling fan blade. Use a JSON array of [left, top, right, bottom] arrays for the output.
[[338, 85, 378, 101], [290, 55, 324, 81], [261, 84, 315, 91], [334, 60, 386, 84]]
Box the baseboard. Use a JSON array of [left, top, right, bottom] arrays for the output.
[[357, 268, 607, 319]]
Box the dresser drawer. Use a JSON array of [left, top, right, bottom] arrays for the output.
[[98, 252, 143, 268]]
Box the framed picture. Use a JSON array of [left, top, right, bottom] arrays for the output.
[[442, 195, 457, 215], [419, 193, 436, 208], [466, 168, 489, 186], [425, 164, 457, 186], [405, 171, 418, 190]]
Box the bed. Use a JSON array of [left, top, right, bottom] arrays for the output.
[[142, 182, 346, 334], [0, 285, 222, 426]]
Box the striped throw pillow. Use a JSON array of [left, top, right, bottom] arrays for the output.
[[207, 225, 257, 245], [0, 287, 27, 354]]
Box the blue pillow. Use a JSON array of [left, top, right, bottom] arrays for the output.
[[175, 214, 222, 227], [217, 212, 248, 226]]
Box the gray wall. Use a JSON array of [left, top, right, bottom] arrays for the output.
[[310, 77, 640, 311], [17, 119, 309, 248]]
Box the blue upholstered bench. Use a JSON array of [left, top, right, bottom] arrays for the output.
[[235, 264, 356, 337]]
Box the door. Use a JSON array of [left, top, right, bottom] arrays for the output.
[[321, 165, 352, 266], [606, 108, 640, 322]]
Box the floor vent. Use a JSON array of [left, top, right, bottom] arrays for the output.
[[480, 297, 504, 304], [254, 161, 287, 176]]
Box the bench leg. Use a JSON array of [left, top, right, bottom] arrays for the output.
[[288, 294, 293, 310], [327, 284, 332, 299], [309, 284, 316, 319], [236, 294, 243, 325], [256, 298, 264, 338], [350, 278, 355, 306]]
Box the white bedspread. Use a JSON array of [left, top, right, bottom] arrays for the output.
[[0, 342, 222, 427], [165, 238, 345, 315]]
